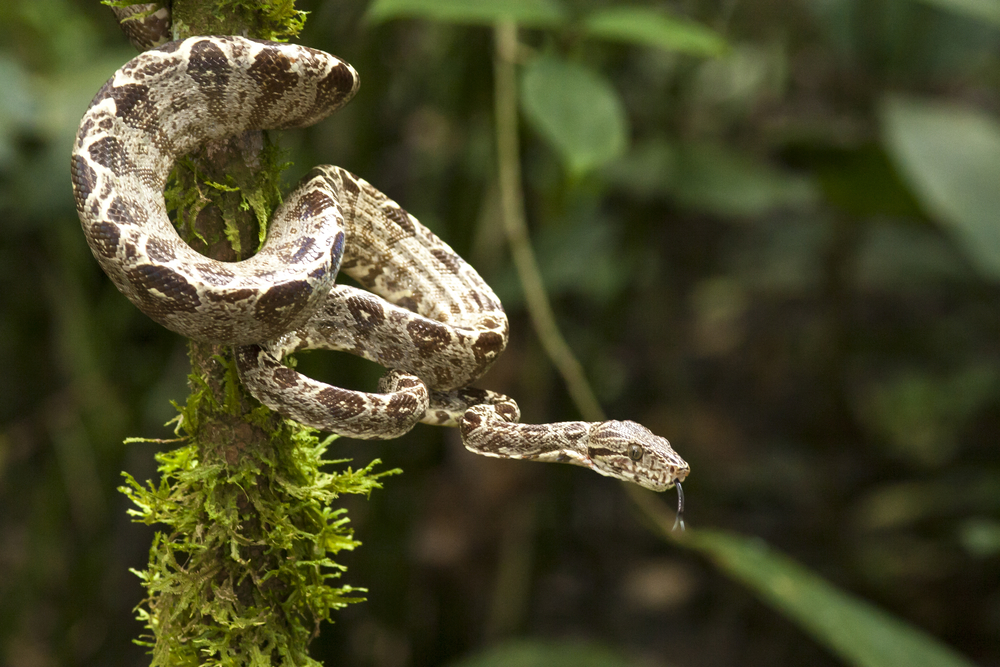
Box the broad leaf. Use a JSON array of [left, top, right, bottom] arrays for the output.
[[681, 529, 977, 667], [367, 0, 566, 27], [881, 96, 1000, 281], [520, 55, 628, 176], [583, 6, 727, 56], [909, 0, 1000, 27]]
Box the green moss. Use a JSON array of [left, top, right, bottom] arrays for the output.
[[104, 0, 306, 42], [121, 353, 399, 666], [164, 139, 290, 260], [109, 2, 391, 663]]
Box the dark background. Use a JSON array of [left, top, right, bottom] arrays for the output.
[[1, 0, 998, 665]]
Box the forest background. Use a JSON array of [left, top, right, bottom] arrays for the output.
[[0, 0, 998, 665]]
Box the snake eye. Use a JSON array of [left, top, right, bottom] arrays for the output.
[[628, 444, 643, 461]]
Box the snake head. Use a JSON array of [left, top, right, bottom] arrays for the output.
[[586, 420, 689, 492]]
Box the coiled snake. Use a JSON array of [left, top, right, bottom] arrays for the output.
[[70, 4, 690, 495]]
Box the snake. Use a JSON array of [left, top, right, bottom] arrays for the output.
[[70, 3, 690, 497]]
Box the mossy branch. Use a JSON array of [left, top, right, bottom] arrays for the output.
[[113, 2, 390, 664]]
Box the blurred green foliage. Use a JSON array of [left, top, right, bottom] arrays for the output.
[[1, 0, 998, 666]]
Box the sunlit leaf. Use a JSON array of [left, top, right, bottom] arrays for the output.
[[909, 0, 1000, 27], [520, 55, 628, 176], [671, 142, 818, 217], [681, 529, 977, 667], [880, 96, 1000, 281], [366, 0, 566, 27], [448, 639, 639, 667], [583, 6, 727, 56]]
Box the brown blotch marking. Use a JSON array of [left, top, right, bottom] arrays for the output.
[[288, 236, 316, 264], [471, 331, 505, 367], [456, 388, 490, 404], [430, 248, 462, 274], [337, 170, 361, 204], [460, 409, 483, 438], [315, 62, 358, 111], [293, 188, 335, 221], [126, 264, 201, 314], [386, 392, 420, 420], [495, 402, 519, 423], [133, 56, 175, 79], [379, 345, 404, 363], [316, 388, 366, 419], [185, 39, 230, 118], [254, 280, 312, 325], [88, 136, 131, 177], [406, 319, 451, 357], [86, 80, 115, 113], [158, 40, 182, 54], [467, 290, 486, 310], [106, 195, 139, 226], [196, 263, 236, 287], [308, 265, 328, 282], [247, 46, 300, 127], [88, 221, 120, 259], [346, 295, 385, 331], [70, 154, 97, 203], [75, 118, 95, 147], [145, 237, 175, 263], [122, 241, 140, 262], [396, 295, 419, 313], [383, 204, 415, 235], [108, 83, 151, 125], [330, 230, 345, 269], [206, 287, 255, 304], [272, 366, 299, 389]]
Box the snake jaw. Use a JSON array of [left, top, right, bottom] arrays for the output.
[[587, 420, 690, 492]]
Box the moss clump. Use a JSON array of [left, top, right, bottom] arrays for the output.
[[121, 353, 398, 667], [103, 0, 307, 43], [164, 138, 290, 260]]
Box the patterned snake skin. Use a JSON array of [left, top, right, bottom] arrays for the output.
[[69, 4, 690, 493]]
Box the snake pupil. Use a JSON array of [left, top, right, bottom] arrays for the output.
[[628, 444, 643, 461]]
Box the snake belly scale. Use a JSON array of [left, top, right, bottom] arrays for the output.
[[71, 14, 690, 493]]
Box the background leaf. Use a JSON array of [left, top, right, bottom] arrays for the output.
[[881, 96, 1000, 280], [520, 55, 628, 176], [603, 139, 818, 217], [366, 0, 566, 27], [908, 0, 1000, 27], [582, 6, 728, 56], [682, 529, 978, 667]]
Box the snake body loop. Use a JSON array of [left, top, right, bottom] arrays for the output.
[[72, 16, 690, 493]]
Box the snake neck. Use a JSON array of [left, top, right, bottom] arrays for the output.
[[460, 409, 593, 467]]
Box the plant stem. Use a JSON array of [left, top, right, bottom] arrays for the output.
[[492, 21, 606, 424], [491, 21, 684, 531]]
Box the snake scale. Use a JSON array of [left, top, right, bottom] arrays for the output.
[[70, 3, 690, 495]]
